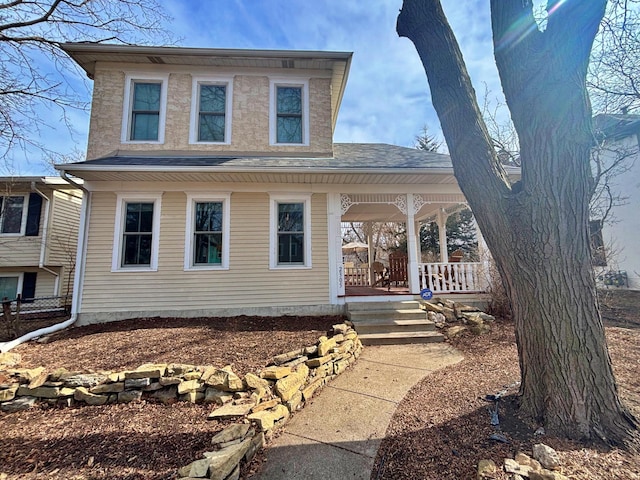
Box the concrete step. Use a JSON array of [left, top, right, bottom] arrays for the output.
[[346, 300, 421, 312], [347, 308, 427, 322], [358, 331, 445, 346], [353, 319, 436, 335]]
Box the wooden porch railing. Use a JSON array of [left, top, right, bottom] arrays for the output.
[[344, 266, 370, 286], [419, 262, 484, 293]]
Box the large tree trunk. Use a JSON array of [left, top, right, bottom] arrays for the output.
[[397, 0, 638, 445]]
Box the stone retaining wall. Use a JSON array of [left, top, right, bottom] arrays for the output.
[[0, 322, 362, 479]]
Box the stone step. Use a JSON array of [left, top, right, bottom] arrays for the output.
[[357, 331, 445, 346], [353, 319, 436, 335], [347, 308, 427, 322], [346, 300, 421, 312]]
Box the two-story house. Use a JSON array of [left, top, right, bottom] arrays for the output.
[[0, 176, 82, 303], [57, 44, 511, 326]]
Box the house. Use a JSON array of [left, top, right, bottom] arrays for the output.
[[0, 176, 82, 303], [57, 44, 517, 325], [592, 114, 640, 289]]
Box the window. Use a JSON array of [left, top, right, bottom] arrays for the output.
[[112, 194, 161, 271], [0, 195, 26, 234], [122, 74, 168, 143], [270, 78, 309, 146], [0, 275, 19, 301], [185, 194, 230, 270], [190, 77, 233, 144], [270, 194, 312, 268]]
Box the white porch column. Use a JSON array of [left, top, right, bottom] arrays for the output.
[[327, 193, 345, 300], [366, 221, 374, 284], [476, 218, 491, 290], [415, 220, 422, 263], [406, 194, 420, 293], [436, 209, 449, 263]]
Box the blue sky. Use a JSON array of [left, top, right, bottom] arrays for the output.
[[17, 0, 503, 175]]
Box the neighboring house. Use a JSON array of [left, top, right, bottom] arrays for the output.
[[0, 176, 82, 302], [58, 44, 518, 325], [592, 114, 640, 289]]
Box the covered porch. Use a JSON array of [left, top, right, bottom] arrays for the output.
[[334, 192, 489, 298]]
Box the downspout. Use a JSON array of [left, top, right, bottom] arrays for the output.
[[31, 183, 60, 295], [0, 172, 89, 352]]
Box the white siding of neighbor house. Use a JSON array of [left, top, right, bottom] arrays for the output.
[[598, 135, 640, 289], [79, 190, 330, 317]]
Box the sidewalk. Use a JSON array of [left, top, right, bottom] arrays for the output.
[[251, 342, 464, 479]]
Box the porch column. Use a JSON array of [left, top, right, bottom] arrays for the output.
[[436, 209, 449, 263], [327, 193, 345, 300], [406, 194, 420, 293], [476, 219, 491, 290], [366, 221, 374, 285]]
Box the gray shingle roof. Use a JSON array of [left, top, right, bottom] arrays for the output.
[[60, 143, 454, 171]]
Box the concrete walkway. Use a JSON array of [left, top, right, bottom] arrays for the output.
[[251, 342, 464, 479]]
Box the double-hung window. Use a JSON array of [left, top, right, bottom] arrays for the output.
[[270, 78, 309, 146], [0, 275, 20, 301], [112, 194, 161, 271], [190, 77, 233, 144], [185, 194, 230, 270], [0, 195, 26, 235], [270, 194, 312, 269], [122, 74, 168, 143]]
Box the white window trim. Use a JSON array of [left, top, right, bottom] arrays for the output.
[[121, 73, 169, 144], [0, 194, 28, 236], [0, 273, 23, 300], [269, 193, 312, 269], [189, 76, 233, 145], [112, 193, 162, 272], [269, 77, 310, 146], [184, 192, 231, 271]]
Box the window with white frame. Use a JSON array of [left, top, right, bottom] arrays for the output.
[[184, 193, 230, 270], [269, 78, 309, 145], [112, 194, 161, 271], [270, 194, 312, 268], [190, 77, 233, 144], [122, 74, 168, 143], [0, 274, 20, 301], [0, 195, 26, 235]]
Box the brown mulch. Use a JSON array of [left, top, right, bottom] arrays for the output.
[[373, 290, 640, 480], [0, 315, 341, 480]]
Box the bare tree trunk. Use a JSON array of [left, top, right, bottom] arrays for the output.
[[397, 0, 638, 446]]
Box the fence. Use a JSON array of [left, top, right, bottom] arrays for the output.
[[1, 295, 72, 322]]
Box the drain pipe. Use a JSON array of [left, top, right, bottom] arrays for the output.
[[0, 172, 89, 352]]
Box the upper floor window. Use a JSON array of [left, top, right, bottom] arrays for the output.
[[184, 193, 231, 270], [269, 193, 312, 269], [112, 193, 161, 272], [190, 76, 233, 144], [0, 195, 26, 235], [269, 78, 309, 146], [122, 73, 168, 144]]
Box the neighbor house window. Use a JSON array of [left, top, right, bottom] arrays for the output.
[[122, 74, 168, 143], [189, 77, 233, 144], [185, 193, 230, 270], [269, 194, 312, 268], [269, 78, 309, 146], [112, 194, 161, 271], [0, 195, 26, 234], [0, 275, 20, 301]]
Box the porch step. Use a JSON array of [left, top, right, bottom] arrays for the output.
[[357, 331, 445, 346], [346, 300, 444, 345]]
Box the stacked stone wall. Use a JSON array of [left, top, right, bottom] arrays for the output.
[[0, 323, 361, 479]]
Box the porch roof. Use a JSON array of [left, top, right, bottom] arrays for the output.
[[56, 143, 519, 185]]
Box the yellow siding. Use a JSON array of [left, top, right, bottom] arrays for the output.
[[47, 189, 82, 295], [80, 191, 330, 316], [87, 66, 334, 159], [0, 186, 41, 266]]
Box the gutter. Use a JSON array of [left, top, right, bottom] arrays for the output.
[[0, 172, 89, 352]]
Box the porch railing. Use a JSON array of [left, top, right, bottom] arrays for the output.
[[344, 266, 370, 286], [419, 262, 485, 293]]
